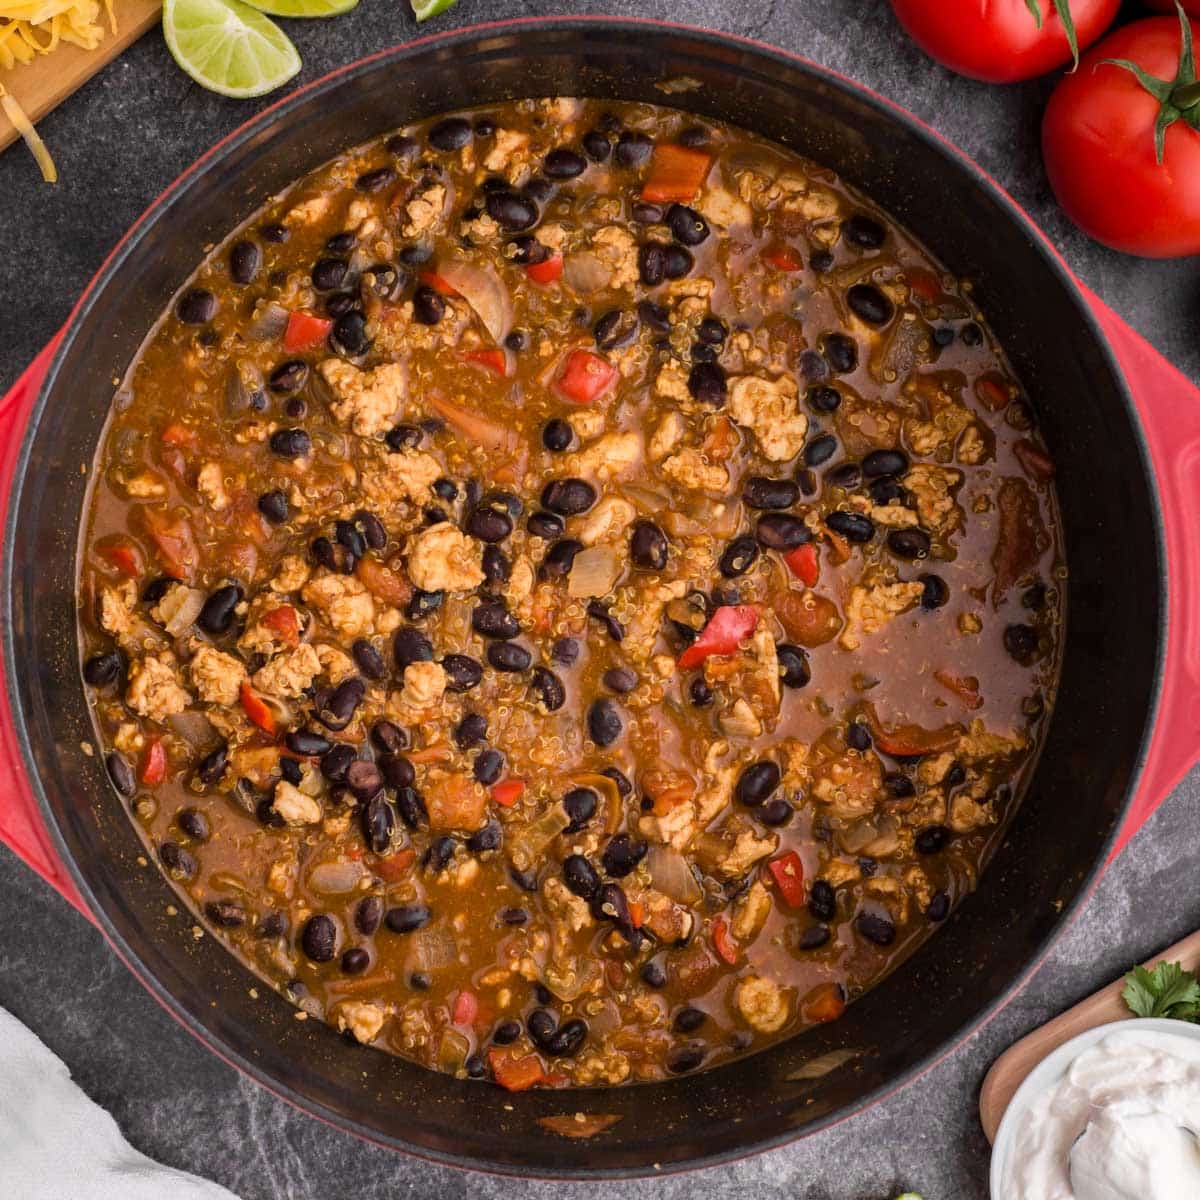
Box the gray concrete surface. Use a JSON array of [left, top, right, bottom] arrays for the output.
[[1, 1, 1197, 1196]]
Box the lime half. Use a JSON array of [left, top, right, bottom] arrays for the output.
[[411, 0, 459, 22], [163, 0, 301, 99], [243, 0, 358, 19]]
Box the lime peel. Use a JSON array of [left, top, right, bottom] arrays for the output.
[[410, 0, 458, 23], [241, 0, 358, 19]]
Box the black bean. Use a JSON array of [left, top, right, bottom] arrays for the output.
[[104, 751, 135, 796], [862, 449, 908, 479], [541, 418, 573, 452], [410, 972, 433, 991], [777, 643, 811, 689], [759, 797, 794, 827], [526, 511, 564, 540], [847, 283, 895, 326], [356, 165, 397, 193], [919, 573, 950, 610], [331, 520, 366, 561], [336, 947, 369, 977], [177, 288, 216, 324], [1004, 623, 1039, 663], [477, 545, 508, 585], [468, 817, 502, 853], [524, 176, 555, 204], [540, 538, 583, 578], [856, 910, 896, 946], [688, 361, 727, 406], [346, 760, 383, 802], [541, 478, 596, 515], [674, 1006, 706, 1033], [822, 331, 859, 374], [371, 720, 407, 756], [846, 721, 872, 752], [666, 204, 709, 246], [638, 961, 667, 990], [803, 437, 838, 472], [631, 202, 663, 224], [667, 1046, 705, 1075], [869, 477, 906, 506], [689, 676, 713, 706], [638, 242, 666, 287], [394, 787, 428, 830], [714, 535, 757, 579], [807, 384, 842, 413], [472, 599, 520, 640], [412, 285, 446, 325], [406, 589, 444, 623], [310, 536, 352, 575], [756, 513, 812, 550], [615, 130, 652, 167], [198, 585, 242, 635], [735, 760, 781, 807], [442, 654, 483, 693], [268, 428, 312, 462], [563, 854, 601, 900], [842, 213, 887, 249], [428, 116, 471, 150], [355, 895, 384, 936], [386, 423, 423, 452], [809, 879, 836, 922], [454, 713, 488, 750], [561, 787, 598, 835], [394, 627, 434, 669], [548, 1018, 588, 1058], [629, 520, 668, 571], [799, 924, 831, 950], [581, 129, 611, 161], [744, 476, 801, 510], [492, 1018, 522, 1046], [926, 892, 951, 922], [691, 318, 724, 348], [825, 511, 875, 543], [487, 642, 531, 673], [593, 307, 639, 350], [83, 651, 122, 688], [473, 750, 504, 788], [637, 300, 670, 333], [301, 914, 338, 962], [325, 231, 357, 255], [280, 757, 302, 785], [256, 797, 285, 828], [662, 244, 693, 279], [550, 637, 579, 666], [485, 190, 539, 232], [320, 743, 356, 783], [333, 311, 370, 357], [323, 678, 366, 727], [529, 666, 566, 712], [603, 667, 638, 695], [527, 1008, 558, 1050], [325, 291, 359, 319], [174, 807, 210, 842], [425, 835, 457, 873], [884, 772, 916, 800], [379, 754, 415, 790], [543, 147, 587, 179], [799, 349, 829, 382], [887, 529, 931, 560], [282, 729, 328, 759], [586, 600, 624, 642], [385, 904, 431, 933], [601, 833, 647, 878], [588, 698, 622, 747], [251, 493, 288, 531], [345, 639, 384, 681], [206, 899, 246, 928], [1022, 581, 1048, 611], [590, 881, 632, 930], [308, 256, 347, 291], [229, 241, 260, 286]]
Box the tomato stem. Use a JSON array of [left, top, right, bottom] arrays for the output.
[[1175, 80, 1200, 111]]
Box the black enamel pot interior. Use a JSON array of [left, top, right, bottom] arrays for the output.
[[2, 17, 1162, 1178]]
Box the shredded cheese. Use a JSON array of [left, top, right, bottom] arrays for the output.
[[0, 83, 56, 180]]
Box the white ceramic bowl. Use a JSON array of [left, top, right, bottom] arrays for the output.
[[989, 1016, 1200, 1198]]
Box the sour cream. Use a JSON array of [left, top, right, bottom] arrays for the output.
[[1000, 1027, 1200, 1200]]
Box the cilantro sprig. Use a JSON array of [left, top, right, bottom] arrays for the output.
[[1122, 961, 1200, 1022]]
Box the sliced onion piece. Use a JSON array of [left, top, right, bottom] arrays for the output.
[[646, 845, 702, 905], [307, 859, 367, 894], [562, 252, 610, 294], [567, 544, 621, 599], [436, 261, 513, 344], [424, 392, 517, 455]]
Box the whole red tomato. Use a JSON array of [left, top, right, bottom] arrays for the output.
[[889, 0, 1121, 82], [1145, 1, 1200, 13], [1043, 12, 1200, 256]]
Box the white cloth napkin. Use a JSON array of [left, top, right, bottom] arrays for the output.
[[0, 1006, 242, 1200]]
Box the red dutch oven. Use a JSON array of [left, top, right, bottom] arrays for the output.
[[2, 17, 1200, 1179]]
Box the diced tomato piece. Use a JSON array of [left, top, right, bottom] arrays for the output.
[[641, 143, 712, 203], [677, 605, 759, 670], [974, 373, 1010, 412], [142, 510, 198, 581], [99, 539, 145, 578], [555, 349, 617, 405], [905, 266, 943, 303], [418, 269, 460, 297], [140, 737, 166, 786], [802, 981, 846, 1025], [711, 916, 740, 965], [489, 778, 526, 808], [933, 668, 983, 710], [784, 542, 820, 587], [160, 422, 198, 448], [763, 244, 804, 272], [374, 847, 416, 882], [261, 604, 301, 647], [356, 557, 412, 607], [461, 348, 510, 377], [767, 850, 806, 908], [525, 254, 563, 285], [451, 990, 479, 1026], [628, 900, 645, 929], [860, 702, 962, 758], [488, 1048, 547, 1092], [239, 682, 276, 735], [282, 311, 333, 353]]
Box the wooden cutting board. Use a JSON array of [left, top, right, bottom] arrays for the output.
[[979, 927, 1200, 1142], [0, 0, 162, 153]]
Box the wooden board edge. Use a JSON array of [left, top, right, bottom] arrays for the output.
[[0, 1, 162, 155], [979, 926, 1200, 1143]]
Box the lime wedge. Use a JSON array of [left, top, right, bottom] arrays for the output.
[[411, 0, 459, 22], [163, 0, 302, 99], [243, 0, 357, 18]]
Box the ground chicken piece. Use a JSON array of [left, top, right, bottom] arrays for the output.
[[641, 891, 694, 944], [778, 177, 838, 220], [648, 410, 686, 461], [189, 644, 247, 706], [660, 448, 729, 493], [267, 852, 296, 898], [731, 880, 772, 942], [125, 655, 191, 722], [727, 374, 807, 462], [287, 194, 331, 225], [303, 573, 376, 638], [903, 866, 934, 913], [589, 225, 639, 289], [868, 503, 920, 529], [253, 643, 322, 699], [569, 408, 605, 440], [950, 793, 996, 833], [273, 780, 322, 825], [718, 827, 779, 878], [98, 581, 137, 638], [578, 495, 636, 546], [232, 745, 281, 791], [196, 462, 230, 511], [462, 210, 502, 243], [483, 127, 529, 174], [360, 446, 442, 509], [315, 643, 357, 684], [959, 720, 1027, 759], [573, 1052, 632, 1086], [904, 463, 964, 538], [150, 584, 203, 633], [839, 581, 924, 651], [957, 424, 989, 465], [336, 1001, 386, 1045], [544, 876, 592, 934], [124, 471, 168, 498], [401, 659, 446, 709], [958, 612, 982, 635], [811, 751, 883, 820], [822, 858, 862, 888], [400, 182, 447, 238], [406, 524, 484, 592], [697, 185, 752, 228], [563, 431, 644, 482], [271, 555, 310, 594], [319, 359, 407, 437], [918, 752, 957, 786], [621, 577, 688, 664], [654, 360, 692, 405], [734, 975, 790, 1034]]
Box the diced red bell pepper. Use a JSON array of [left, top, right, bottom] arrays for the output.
[[99, 539, 145, 578], [767, 850, 806, 908], [628, 900, 645, 929], [451, 990, 479, 1026], [802, 981, 846, 1025], [239, 682, 276, 735], [142, 510, 198, 581], [784, 542, 820, 587], [282, 311, 333, 353], [140, 737, 166, 786], [933, 668, 983, 711], [261, 604, 301, 647], [488, 1048, 548, 1092], [160, 422, 199, 448], [974, 374, 1011, 412], [763, 244, 804, 272], [374, 847, 416, 882], [490, 778, 526, 808], [461, 348, 510, 377], [905, 266, 943, 303], [859, 702, 962, 758], [418, 269, 460, 297], [525, 254, 563, 285], [555, 349, 617, 404], [677, 605, 759, 670], [641, 143, 712, 203], [711, 916, 740, 965]]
